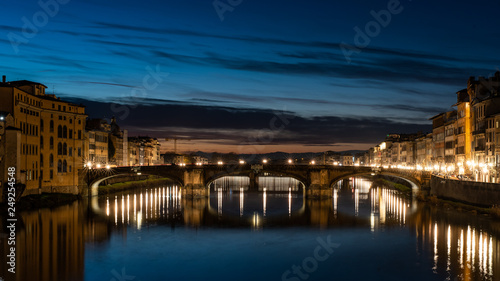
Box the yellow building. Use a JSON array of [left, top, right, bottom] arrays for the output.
[[454, 89, 471, 166], [0, 78, 86, 196]]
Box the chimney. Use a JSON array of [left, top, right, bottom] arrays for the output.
[[2, 75, 5, 83]]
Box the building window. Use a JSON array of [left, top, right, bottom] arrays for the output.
[[40, 119, 44, 132], [70, 119, 72, 124], [69, 129, 73, 139], [58, 105, 61, 111], [69, 147, 73, 157], [49, 154, 54, 167], [63, 160, 67, 173], [50, 137, 54, 150], [63, 126, 67, 138], [40, 136, 43, 149], [78, 147, 81, 157], [69, 165, 72, 172], [58, 160, 62, 173], [40, 154, 43, 167], [63, 143, 67, 155], [50, 120, 54, 132], [78, 130, 82, 139], [58, 143, 62, 155], [58, 125, 62, 138], [50, 170, 53, 179]]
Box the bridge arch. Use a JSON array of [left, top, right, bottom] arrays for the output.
[[87, 172, 183, 197], [204, 168, 308, 191], [329, 171, 421, 191]]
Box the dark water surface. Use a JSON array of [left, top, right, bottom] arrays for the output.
[[1, 177, 499, 281]]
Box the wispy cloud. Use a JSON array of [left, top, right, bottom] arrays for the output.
[[67, 96, 431, 147]]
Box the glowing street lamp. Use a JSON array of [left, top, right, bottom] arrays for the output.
[[239, 160, 245, 164], [288, 159, 293, 164], [262, 159, 268, 164]]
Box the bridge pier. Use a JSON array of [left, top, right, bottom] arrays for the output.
[[249, 171, 258, 191], [182, 184, 208, 198], [306, 170, 334, 198], [306, 184, 332, 198], [183, 169, 208, 198]]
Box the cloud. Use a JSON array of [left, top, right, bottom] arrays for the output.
[[66, 96, 431, 148], [65, 81, 136, 88], [148, 49, 491, 87]]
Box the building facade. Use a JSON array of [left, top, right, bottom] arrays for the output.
[[128, 136, 161, 166], [0, 78, 86, 196], [368, 71, 500, 182]]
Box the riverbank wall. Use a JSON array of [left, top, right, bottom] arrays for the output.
[[430, 175, 500, 207]]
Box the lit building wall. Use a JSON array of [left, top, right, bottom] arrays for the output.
[[0, 79, 86, 196]]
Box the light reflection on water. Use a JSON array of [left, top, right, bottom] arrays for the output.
[[0, 177, 499, 281]]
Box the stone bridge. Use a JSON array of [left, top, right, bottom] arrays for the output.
[[81, 164, 431, 198]]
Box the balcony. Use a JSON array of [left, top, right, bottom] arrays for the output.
[[474, 145, 485, 151], [472, 128, 485, 135]]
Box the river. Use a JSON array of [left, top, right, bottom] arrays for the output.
[[1, 176, 499, 281]]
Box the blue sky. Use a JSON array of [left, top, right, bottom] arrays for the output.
[[2, 0, 500, 153]]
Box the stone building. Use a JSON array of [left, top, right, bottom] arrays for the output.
[[85, 119, 110, 165], [85, 118, 128, 167], [444, 111, 457, 165], [0, 78, 87, 196], [128, 136, 161, 166], [467, 72, 500, 181], [430, 112, 446, 169], [455, 89, 471, 166]]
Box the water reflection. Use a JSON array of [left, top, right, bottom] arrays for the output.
[[1, 177, 500, 281], [0, 202, 85, 281], [209, 187, 304, 219], [417, 219, 497, 281]]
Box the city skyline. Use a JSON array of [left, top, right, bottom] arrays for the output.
[[2, 0, 500, 153]]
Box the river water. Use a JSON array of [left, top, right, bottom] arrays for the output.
[[1, 177, 499, 281]]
